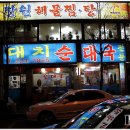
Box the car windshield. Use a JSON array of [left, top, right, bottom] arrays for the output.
[[52, 92, 70, 103]]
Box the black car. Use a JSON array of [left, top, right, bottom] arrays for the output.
[[45, 95, 130, 129]]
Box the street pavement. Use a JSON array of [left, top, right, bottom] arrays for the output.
[[0, 104, 59, 128]]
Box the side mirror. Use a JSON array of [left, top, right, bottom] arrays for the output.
[[62, 99, 69, 104]]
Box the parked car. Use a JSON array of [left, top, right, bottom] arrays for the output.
[[26, 89, 113, 126], [45, 95, 130, 129]]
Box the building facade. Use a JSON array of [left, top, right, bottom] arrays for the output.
[[0, 1, 130, 103]]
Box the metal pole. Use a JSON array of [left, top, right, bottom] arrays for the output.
[[100, 43, 103, 90]]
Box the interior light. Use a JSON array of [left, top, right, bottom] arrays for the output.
[[61, 26, 72, 34], [84, 66, 100, 71], [41, 68, 46, 73], [80, 64, 86, 69], [56, 68, 60, 73], [50, 33, 60, 40], [51, 26, 54, 30], [87, 26, 91, 29]]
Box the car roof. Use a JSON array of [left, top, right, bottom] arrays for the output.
[[68, 89, 103, 93]]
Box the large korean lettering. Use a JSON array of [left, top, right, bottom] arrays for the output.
[[83, 4, 96, 17], [19, 4, 31, 17], [50, 4, 62, 17], [35, 5, 47, 15], [9, 46, 24, 58], [83, 45, 97, 61], [32, 45, 49, 57], [4, 5, 17, 18], [55, 45, 74, 61], [64, 4, 76, 17], [103, 44, 116, 61]]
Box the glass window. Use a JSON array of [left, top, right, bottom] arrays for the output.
[[103, 63, 120, 95], [100, 24, 105, 39], [84, 23, 117, 40], [100, 23, 117, 40], [81, 63, 100, 87], [15, 24, 24, 37], [61, 23, 82, 40], [39, 23, 60, 41], [105, 24, 117, 39], [33, 67, 71, 88], [124, 23, 130, 41], [121, 24, 125, 39], [81, 63, 120, 94], [15, 24, 37, 43], [4, 24, 37, 43], [84, 23, 99, 40], [83, 91, 105, 100]]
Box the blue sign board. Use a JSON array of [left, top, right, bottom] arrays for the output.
[[69, 105, 104, 128], [3, 43, 77, 64], [81, 43, 126, 62]]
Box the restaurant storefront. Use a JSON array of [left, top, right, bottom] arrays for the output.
[[0, 1, 129, 103]]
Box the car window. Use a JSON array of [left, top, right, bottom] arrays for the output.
[[82, 91, 105, 100], [65, 91, 105, 102], [52, 92, 70, 103], [65, 92, 83, 102]]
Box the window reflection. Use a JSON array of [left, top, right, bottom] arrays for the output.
[[121, 24, 125, 39], [81, 63, 120, 94], [61, 23, 82, 40], [39, 23, 60, 41], [84, 23, 99, 40], [124, 23, 130, 41], [84, 23, 117, 40], [5, 24, 37, 43], [105, 24, 117, 39]]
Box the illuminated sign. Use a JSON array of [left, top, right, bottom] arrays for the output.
[[0, 2, 128, 21], [96, 108, 123, 128], [3, 43, 77, 64], [100, 3, 128, 19], [69, 105, 104, 128], [81, 43, 126, 62]]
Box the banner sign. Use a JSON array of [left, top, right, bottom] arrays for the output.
[[33, 73, 69, 88], [96, 108, 123, 128], [0, 2, 128, 21], [69, 105, 104, 128], [81, 43, 126, 62], [3, 43, 77, 64]]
